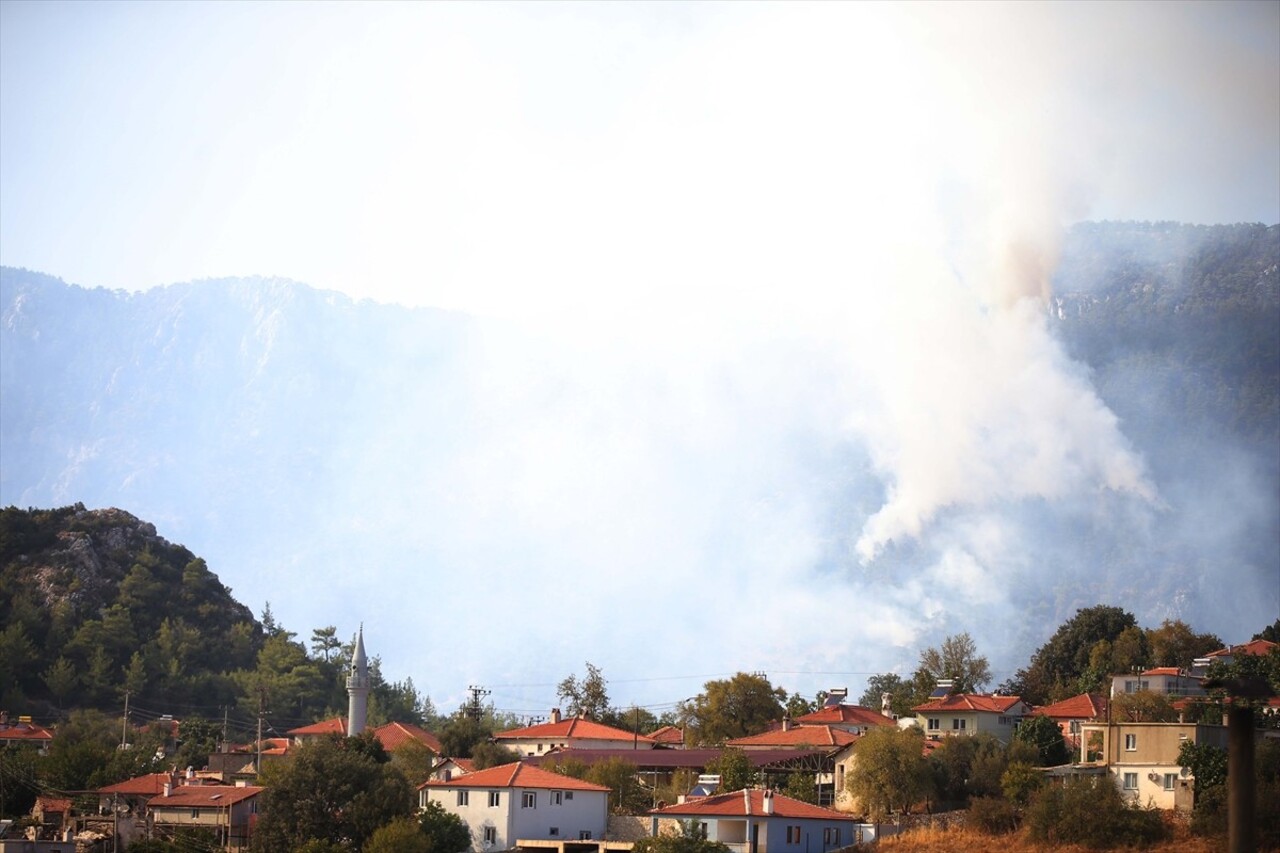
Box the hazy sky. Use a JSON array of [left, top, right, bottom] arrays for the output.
[[2, 1, 1278, 712]]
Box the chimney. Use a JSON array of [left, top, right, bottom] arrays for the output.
[[881, 692, 894, 718], [781, 715, 792, 732], [550, 708, 561, 724], [163, 782, 172, 797], [763, 789, 774, 815], [743, 789, 751, 815]]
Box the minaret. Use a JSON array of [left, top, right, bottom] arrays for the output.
[[347, 625, 370, 736]]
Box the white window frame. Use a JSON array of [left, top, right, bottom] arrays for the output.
[[952, 718, 966, 730], [927, 718, 940, 731], [551, 791, 562, 806], [457, 791, 469, 806], [1124, 734, 1137, 751], [1163, 773, 1177, 791], [488, 791, 500, 807], [483, 827, 497, 845], [522, 791, 536, 809], [1123, 772, 1138, 790]]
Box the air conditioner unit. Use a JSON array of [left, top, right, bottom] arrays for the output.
[[1148, 772, 1159, 782]]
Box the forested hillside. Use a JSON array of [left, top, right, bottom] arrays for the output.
[[0, 505, 426, 730]]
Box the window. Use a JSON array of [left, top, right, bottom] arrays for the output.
[[927, 718, 940, 730], [579, 831, 593, 840], [483, 827, 497, 846], [1069, 720, 1081, 734], [564, 791, 573, 801], [488, 791, 500, 807], [457, 791, 469, 807], [786, 826, 801, 844], [191, 808, 200, 819], [952, 718, 967, 730], [1123, 772, 1138, 790], [537, 743, 544, 753], [823, 828, 840, 846], [549, 827, 559, 837], [522, 791, 536, 809], [1163, 773, 1177, 791], [551, 791, 562, 806], [1124, 734, 1137, 751]]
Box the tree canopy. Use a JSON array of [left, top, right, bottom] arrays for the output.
[[679, 673, 786, 745], [846, 725, 932, 820]]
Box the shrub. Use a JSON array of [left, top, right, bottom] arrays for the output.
[[967, 796, 1019, 835], [1025, 777, 1169, 849]]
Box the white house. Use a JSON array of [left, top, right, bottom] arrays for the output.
[[649, 789, 873, 852], [1109, 667, 1205, 699], [419, 762, 610, 851], [910, 694, 1031, 743]]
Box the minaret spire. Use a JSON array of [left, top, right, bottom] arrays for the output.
[[346, 624, 370, 736]]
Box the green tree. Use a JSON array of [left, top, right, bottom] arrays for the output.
[[419, 800, 472, 853], [1008, 606, 1139, 705], [390, 738, 438, 788], [587, 756, 651, 814], [679, 673, 786, 745], [0, 745, 40, 817], [846, 726, 932, 820], [1024, 776, 1168, 848], [705, 748, 756, 793], [253, 732, 414, 852], [1013, 714, 1071, 766], [632, 821, 731, 853], [912, 633, 992, 696], [784, 692, 816, 718], [41, 656, 77, 710], [309, 625, 341, 662], [365, 816, 431, 853], [858, 674, 911, 718], [780, 770, 818, 803], [438, 713, 490, 759], [174, 717, 222, 772], [1000, 761, 1044, 805], [1177, 740, 1227, 794], [557, 662, 613, 721], [1146, 619, 1223, 669], [1111, 690, 1179, 722], [468, 740, 519, 770]]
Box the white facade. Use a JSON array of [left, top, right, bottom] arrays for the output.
[[422, 776, 609, 851]]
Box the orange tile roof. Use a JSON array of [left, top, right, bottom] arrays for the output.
[[287, 717, 347, 737], [793, 705, 894, 728], [1032, 694, 1108, 720], [648, 725, 685, 745], [495, 716, 656, 745], [1141, 667, 1184, 676], [653, 789, 857, 821], [374, 721, 443, 753], [150, 785, 263, 808], [98, 773, 177, 796], [35, 796, 72, 813], [420, 761, 611, 792], [912, 694, 1025, 713], [726, 726, 858, 749]]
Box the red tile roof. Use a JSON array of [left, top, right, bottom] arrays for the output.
[[98, 773, 177, 796], [420, 761, 611, 792], [912, 694, 1025, 713], [35, 796, 72, 814], [374, 721, 443, 753], [1141, 667, 1184, 677], [1032, 694, 1108, 720], [495, 716, 656, 745], [287, 717, 347, 737], [150, 785, 263, 808], [0, 720, 54, 742], [648, 725, 685, 746], [793, 705, 895, 728], [726, 726, 857, 749], [653, 789, 857, 821], [1205, 639, 1277, 658]]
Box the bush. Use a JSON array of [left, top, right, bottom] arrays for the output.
[[1025, 777, 1169, 849], [967, 796, 1019, 835]]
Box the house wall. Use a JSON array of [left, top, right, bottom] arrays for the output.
[[693, 816, 855, 853], [426, 787, 607, 851], [501, 737, 653, 756], [1081, 722, 1227, 811]]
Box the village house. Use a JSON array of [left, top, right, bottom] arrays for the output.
[[1110, 667, 1205, 699], [494, 709, 658, 756], [647, 726, 685, 748], [1076, 720, 1227, 811], [1031, 693, 1109, 756], [910, 694, 1031, 743], [419, 761, 611, 851], [430, 757, 477, 782], [0, 714, 53, 754], [790, 704, 895, 735], [146, 782, 263, 851], [648, 789, 873, 852], [726, 723, 857, 752]]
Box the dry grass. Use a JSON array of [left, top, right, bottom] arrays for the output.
[[873, 818, 1226, 852]]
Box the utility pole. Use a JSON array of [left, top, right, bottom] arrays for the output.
[[466, 685, 490, 722], [256, 686, 267, 777], [120, 691, 130, 750]]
